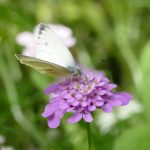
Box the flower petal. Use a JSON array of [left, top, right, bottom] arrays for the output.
[[59, 100, 69, 109], [88, 105, 96, 111], [55, 110, 64, 119], [119, 92, 132, 105], [42, 101, 59, 117], [105, 84, 117, 90], [109, 100, 122, 107], [67, 113, 82, 124], [83, 113, 93, 122], [71, 101, 80, 106], [102, 103, 112, 112], [16, 32, 34, 47], [75, 93, 82, 99], [111, 92, 132, 106], [66, 107, 75, 112], [44, 84, 59, 94], [80, 101, 88, 107], [48, 114, 61, 128], [95, 101, 104, 106]]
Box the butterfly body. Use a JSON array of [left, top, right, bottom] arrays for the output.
[[68, 66, 82, 76], [16, 23, 81, 77]]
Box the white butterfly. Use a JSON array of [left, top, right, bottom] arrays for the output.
[[16, 23, 81, 76]]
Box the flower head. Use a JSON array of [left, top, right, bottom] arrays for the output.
[[16, 24, 76, 57], [42, 68, 132, 128]]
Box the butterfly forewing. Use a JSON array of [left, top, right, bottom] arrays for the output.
[[36, 24, 75, 68]]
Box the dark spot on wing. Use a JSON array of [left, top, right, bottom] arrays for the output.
[[38, 23, 50, 40], [39, 30, 42, 35], [38, 23, 47, 35], [39, 24, 46, 30]]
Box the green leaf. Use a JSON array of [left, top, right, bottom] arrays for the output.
[[140, 41, 150, 118], [114, 124, 150, 150], [140, 41, 150, 72]]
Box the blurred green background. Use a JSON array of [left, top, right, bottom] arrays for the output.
[[1, 0, 150, 150]]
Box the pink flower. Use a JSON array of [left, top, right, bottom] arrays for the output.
[[16, 24, 76, 57], [42, 68, 132, 128]]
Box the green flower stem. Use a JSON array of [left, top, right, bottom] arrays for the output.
[[86, 123, 92, 150]]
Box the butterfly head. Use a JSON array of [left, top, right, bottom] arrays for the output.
[[68, 66, 82, 76]]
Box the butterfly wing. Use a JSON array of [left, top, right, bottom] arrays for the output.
[[36, 23, 76, 69], [16, 54, 71, 76]]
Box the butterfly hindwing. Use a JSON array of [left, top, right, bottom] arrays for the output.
[[15, 54, 71, 76]]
